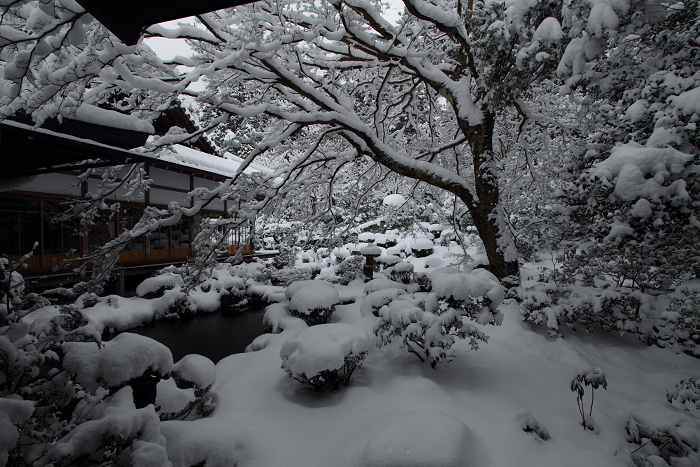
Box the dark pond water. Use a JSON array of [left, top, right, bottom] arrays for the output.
[[105, 308, 266, 363]]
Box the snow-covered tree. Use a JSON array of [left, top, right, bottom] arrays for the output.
[[1, 0, 699, 291]]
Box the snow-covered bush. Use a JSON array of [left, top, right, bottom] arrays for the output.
[[288, 284, 340, 326], [430, 269, 504, 324], [387, 262, 414, 284], [360, 289, 407, 317], [136, 273, 184, 299], [270, 267, 313, 286], [334, 255, 364, 285], [667, 378, 700, 413], [620, 401, 700, 467], [160, 354, 217, 420], [520, 284, 645, 337], [374, 294, 490, 368], [279, 324, 370, 391], [651, 282, 700, 356], [570, 367, 607, 433], [409, 239, 434, 258]]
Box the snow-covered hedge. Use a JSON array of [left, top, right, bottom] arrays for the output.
[[519, 283, 646, 337], [279, 324, 370, 391]]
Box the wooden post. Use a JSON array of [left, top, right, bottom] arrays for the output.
[[118, 268, 126, 296]]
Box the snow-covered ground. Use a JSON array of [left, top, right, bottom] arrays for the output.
[[16, 232, 700, 466], [211, 297, 700, 467]]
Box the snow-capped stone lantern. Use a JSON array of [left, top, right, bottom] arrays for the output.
[[360, 245, 382, 281]]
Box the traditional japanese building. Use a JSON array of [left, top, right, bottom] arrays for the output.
[[0, 109, 270, 287]]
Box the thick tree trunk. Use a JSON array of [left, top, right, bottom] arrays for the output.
[[460, 112, 520, 289]]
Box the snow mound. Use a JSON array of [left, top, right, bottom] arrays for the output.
[[172, 354, 216, 389], [62, 333, 173, 391], [289, 284, 340, 315], [161, 418, 254, 467], [285, 279, 333, 300], [136, 273, 184, 298], [410, 239, 434, 250], [376, 255, 403, 267], [383, 194, 405, 206], [362, 409, 474, 467], [280, 323, 370, 378], [364, 278, 410, 294], [155, 378, 195, 414]]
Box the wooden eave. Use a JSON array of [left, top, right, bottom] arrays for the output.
[[76, 0, 256, 46], [0, 121, 153, 179]]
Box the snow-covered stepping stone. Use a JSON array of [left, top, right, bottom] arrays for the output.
[[362, 409, 475, 467]]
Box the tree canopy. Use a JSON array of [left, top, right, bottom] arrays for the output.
[[1, 0, 698, 290]]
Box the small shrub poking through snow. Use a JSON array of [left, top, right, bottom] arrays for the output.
[[279, 324, 370, 391], [288, 284, 340, 326], [667, 378, 700, 412], [570, 367, 607, 433], [515, 410, 550, 441]]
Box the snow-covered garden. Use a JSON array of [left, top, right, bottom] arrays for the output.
[[3, 0, 700, 465], [3, 221, 700, 466]]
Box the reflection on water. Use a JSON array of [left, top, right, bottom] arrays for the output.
[[104, 308, 266, 363]]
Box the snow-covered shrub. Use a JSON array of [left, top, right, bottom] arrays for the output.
[[667, 378, 700, 413], [375, 255, 403, 271], [409, 239, 434, 258], [620, 401, 700, 467], [288, 284, 340, 326], [270, 267, 313, 286], [374, 295, 490, 368], [387, 262, 414, 284], [651, 282, 700, 356], [335, 255, 364, 285], [360, 288, 407, 317], [431, 269, 504, 325], [520, 284, 645, 337], [136, 272, 184, 299], [160, 354, 217, 420], [262, 302, 292, 334], [570, 367, 607, 433], [279, 324, 370, 391], [63, 333, 173, 396]]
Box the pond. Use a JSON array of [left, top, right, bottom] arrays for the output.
[[104, 308, 267, 363]]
